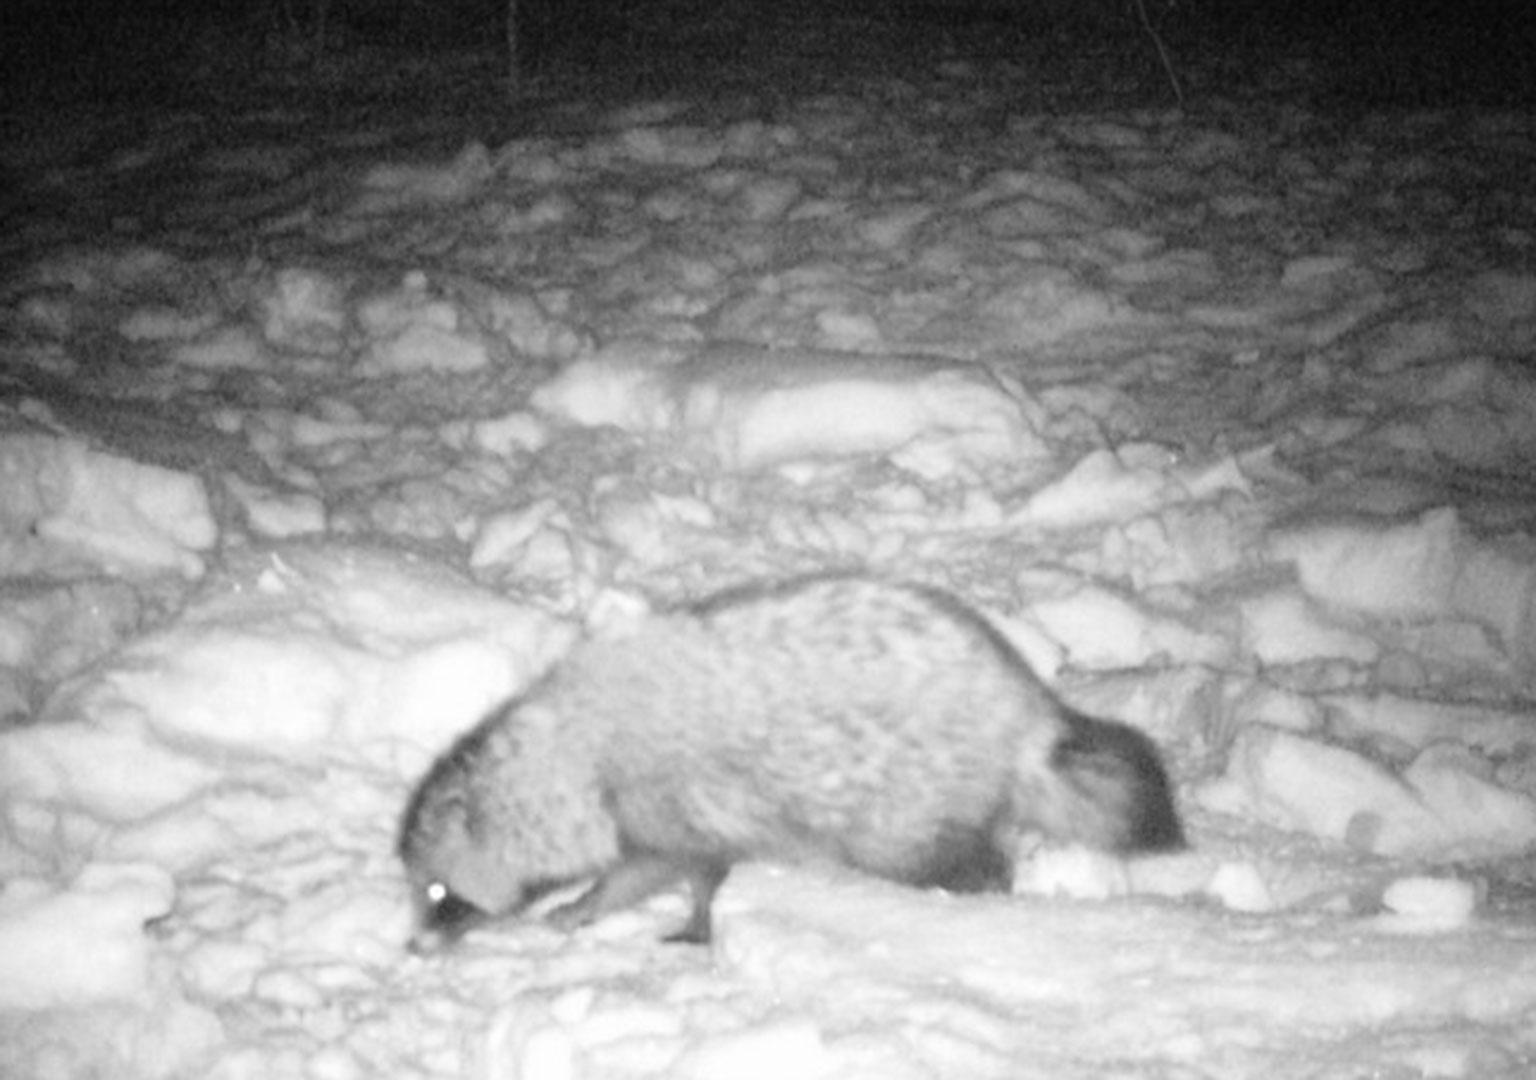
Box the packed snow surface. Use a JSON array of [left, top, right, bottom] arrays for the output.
[[4, 20, 1536, 1080]]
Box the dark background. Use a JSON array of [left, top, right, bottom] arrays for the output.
[[2, 0, 1534, 107]]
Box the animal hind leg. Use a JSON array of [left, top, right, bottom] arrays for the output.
[[903, 817, 1015, 894], [662, 860, 730, 945]]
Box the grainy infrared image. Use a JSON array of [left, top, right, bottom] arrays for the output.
[[2, 0, 1535, 1076]]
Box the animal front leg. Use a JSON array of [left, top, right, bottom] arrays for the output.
[[546, 853, 729, 943], [543, 853, 687, 928]]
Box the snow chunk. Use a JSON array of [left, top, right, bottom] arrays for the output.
[[855, 201, 932, 250], [225, 474, 327, 538], [0, 431, 216, 579], [1404, 742, 1536, 857], [531, 354, 666, 428], [1014, 444, 1251, 530], [673, 1018, 829, 1080], [966, 167, 1116, 232], [531, 344, 1042, 472], [1013, 844, 1130, 901], [0, 578, 141, 684], [1206, 861, 1276, 913], [1017, 445, 1179, 529], [0, 713, 223, 823], [616, 124, 723, 169], [0, 862, 173, 1009], [1281, 254, 1355, 289], [1364, 317, 1460, 373], [1027, 585, 1230, 669], [1272, 507, 1462, 619], [470, 498, 571, 572], [465, 410, 551, 456], [119, 304, 221, 343], [503, 1023, 578, 1080], [1271, 507, 1536, 672], [356, 272, 492, 374], [258, 267, 349, 355], [169, 323, 271, 371], [976, 268, 1124, 347], [1239, 589, 1380, 666], [353, 141, 493, 212], [1099, 498, 1254, 588], [1196, 725, 1536, 859], [1324, 692, 1536, 760], [1379, 876, 1478, 930]]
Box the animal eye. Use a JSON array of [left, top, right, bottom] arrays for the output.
[[425, 884, 487, 937]]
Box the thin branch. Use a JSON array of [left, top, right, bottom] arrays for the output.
[[1132, 0, 1185, 107]]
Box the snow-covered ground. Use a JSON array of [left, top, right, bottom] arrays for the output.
[[3, 5, 1536, 1077]]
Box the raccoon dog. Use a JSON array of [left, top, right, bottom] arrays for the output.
[[399, 574, 1183, 949]]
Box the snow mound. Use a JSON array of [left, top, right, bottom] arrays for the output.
[[0, 862, 173, 1009], [0, 994, 223, 1080], [531, 343, 1045, 473], [1, 544, 572, 850], [709, 862, 1536, 1074], [0, 544, 580, 1074]]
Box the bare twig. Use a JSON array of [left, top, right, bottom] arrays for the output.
[[1131, 0, 1185, 106]]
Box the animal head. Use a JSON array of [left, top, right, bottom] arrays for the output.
[[397, 701, 621, 951], [398, 752, 528, 951]]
